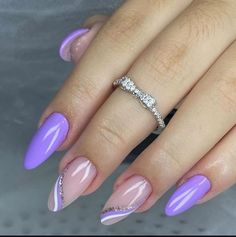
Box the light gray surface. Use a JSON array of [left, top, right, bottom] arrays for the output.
[[1, 0, 236, 235]]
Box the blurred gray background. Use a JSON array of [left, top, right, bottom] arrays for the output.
[[0, 0, 236, 235]]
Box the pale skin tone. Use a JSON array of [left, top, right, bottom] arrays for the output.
[[40, 0, 236, 217]]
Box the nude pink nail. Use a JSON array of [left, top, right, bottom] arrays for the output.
[[59, 22, 104, 63], [59, 28, 89, 62], [48, 157, 96, 212], [100, 175, 152, 225]]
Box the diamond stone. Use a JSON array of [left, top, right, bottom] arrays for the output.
[[121, 80, 127, 87], [130, 85, 135, 92], [142, 94, 155, 108], [134, 88, 140, 96], [139, 92, 145, 100]]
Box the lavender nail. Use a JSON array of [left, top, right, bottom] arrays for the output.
[[24, 112, 69, 170], [59, 28, 89, 61], [165, 175, 211, 216]]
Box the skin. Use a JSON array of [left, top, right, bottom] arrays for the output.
[[40, 0, 236, 217]]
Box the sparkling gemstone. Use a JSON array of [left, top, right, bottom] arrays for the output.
[[142, 94, 155, 108], [126, 84, 131, 89], [139, 92, 145, 100], [121, 80, 127, 87], [130, 85, 135, 92]]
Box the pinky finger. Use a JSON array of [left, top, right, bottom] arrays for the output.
[[165, 124, 236, 216]]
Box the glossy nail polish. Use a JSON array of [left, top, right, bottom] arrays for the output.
[[24, 112, 69, 170], [59, 28, 89, 61], [165, 175, 211, 216], [48, 156, 96, 212], [100, 175, 152, 225]]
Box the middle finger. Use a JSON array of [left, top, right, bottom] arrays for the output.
[[49, 0, 236, 211]]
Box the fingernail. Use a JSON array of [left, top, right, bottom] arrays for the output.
[[59, 28, 89, 62], [100, 175, 152, 225], [24, 113, 69, 170], [165, 175, 211, 216], [48, 156, 96, 212]]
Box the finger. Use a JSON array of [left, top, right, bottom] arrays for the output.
[[59, 15, 109, 63], [168, 124, 236, 214], [47, 0, 236, 214], [24, 0, 192, 170], [102, 38, 236, 225]]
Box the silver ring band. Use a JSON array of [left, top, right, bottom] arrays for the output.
[[113, 75, 165, 129]]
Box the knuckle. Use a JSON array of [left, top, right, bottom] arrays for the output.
[[141, 40, 188, 86], [181, 0, 235, 39], [69, 75, 98, 104], [83, 14, 108, 27], [95, 116, 126, 150], [99, 7, 146, 52], [214, 70, 236, 114], [158, 144, 183, 173]]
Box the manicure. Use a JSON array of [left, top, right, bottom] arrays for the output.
[[59, 22, 104, 63], [165, 175, 211, 216], [59, 28, 89, 62], [100, 175, 152, 225], [24, 112, 69, 170], [48, 156, 96, 212]]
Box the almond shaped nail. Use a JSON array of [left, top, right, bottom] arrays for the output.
[[59, 28, 89, 61], [100, 175, 152, 225], [165, 175, 211, 216], [48, 156, 96, 212], [24, 113, 69, 170]]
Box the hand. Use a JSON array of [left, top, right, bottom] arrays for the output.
[[24, 0, 236, 225]]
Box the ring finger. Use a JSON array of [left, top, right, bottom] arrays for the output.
[[105, 39, 236, 224], [48, 0, 236, 213], [24, 0, 192, 169]]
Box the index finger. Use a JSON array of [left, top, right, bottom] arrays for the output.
[[24, 0, 192, 169]]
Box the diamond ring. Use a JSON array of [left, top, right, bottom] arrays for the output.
[[113, 75, 165, 129]]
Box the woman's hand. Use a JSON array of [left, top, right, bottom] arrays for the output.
[[24, 0, 236, 225]]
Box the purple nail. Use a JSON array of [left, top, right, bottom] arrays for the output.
[[59, 28, 89, 61], [165, 175, 211, 216], [24, 112, 69, 170]]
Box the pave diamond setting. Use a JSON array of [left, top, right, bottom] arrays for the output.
[[113, 76, 165, 129]]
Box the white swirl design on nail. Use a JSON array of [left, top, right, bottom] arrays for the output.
[[100, 206, 137, 224], [53, 175, 62, 212]]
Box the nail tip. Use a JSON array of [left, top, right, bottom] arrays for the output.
[[165, 207, 177, 217], [100, 219, 108, 225], [23, 163, 34, 170], [59, 28, 89, 61], [23, 152, 45, 170], [23, 156, 39, 170], [100, 217, 117, 226], [48, 207, 60, 213], [164, 175, 211, 217], [24, 112, 69, 170], [47, 199, 63, 213]]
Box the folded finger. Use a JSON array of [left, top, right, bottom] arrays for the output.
[[59, 15, 108, 63], [166, 124, 236, 216], [103, 39, 236, 224], [47, 0, 236, 215], [24, 0, 191, 169]]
